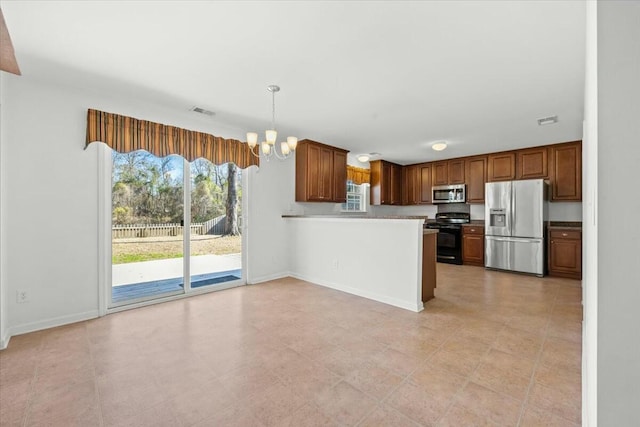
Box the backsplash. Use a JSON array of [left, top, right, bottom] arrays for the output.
[[437, 203, 470, 214]]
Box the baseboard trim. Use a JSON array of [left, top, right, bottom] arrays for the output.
[[247, 271, 290, 285], [7, 310, 100, 340], [0, 329, 10, 350], [289, 272, 424, 312]]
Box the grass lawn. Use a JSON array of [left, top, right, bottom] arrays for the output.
[[112, 235, 241, 264]]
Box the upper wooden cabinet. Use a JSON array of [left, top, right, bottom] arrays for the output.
[[432, 161, 448, 186], [551, 141, 582, 201], [404, 165, 420, 205], [333, 150, 348, 203], [487, 152, 516, 182], [465, 156, 487, 203], [295, 139, 348, 202], [390, 140, 581, 206], [516, 146, 549, 180], [405, 163, 433, 205], [370, 160, 402, 205], [419, 164, 432, 204], [432, 159, 465, 185], [448, 159, 466, 184]]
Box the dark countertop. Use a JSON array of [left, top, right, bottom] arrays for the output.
[[462, 220, 485, 226], [549, 221, 582, 230], [282, 215, 429, 220]]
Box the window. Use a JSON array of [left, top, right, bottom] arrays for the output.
[[342, 181, 368, 212]]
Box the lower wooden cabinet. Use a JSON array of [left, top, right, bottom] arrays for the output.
[[462, 225, 485, 266], [548, 228, 582, 279]]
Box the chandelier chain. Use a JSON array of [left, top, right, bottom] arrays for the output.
[[271, 89, 276, 130]]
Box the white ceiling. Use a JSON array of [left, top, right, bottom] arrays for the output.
[[1, 1, 585, 165]]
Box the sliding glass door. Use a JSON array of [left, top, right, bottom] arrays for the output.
[[188, 160, 242, 291], [109, 151, 242, 308]]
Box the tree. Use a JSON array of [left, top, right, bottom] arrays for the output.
[[224, 163, 240, 236]]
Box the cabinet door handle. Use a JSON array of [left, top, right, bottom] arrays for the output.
[[562, 233, 568, 237]]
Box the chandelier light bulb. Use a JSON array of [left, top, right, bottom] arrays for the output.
[[287, 136, 298, 151], [246, 132, 258, 149], [266, 129, 277, 145], [281, 142, 291, 155]]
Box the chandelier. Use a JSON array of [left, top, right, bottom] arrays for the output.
[[246, 85, 297, 161]]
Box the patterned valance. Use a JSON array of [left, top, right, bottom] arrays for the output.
[[85, 109, 259, 169], [347, 165, 371, 185]]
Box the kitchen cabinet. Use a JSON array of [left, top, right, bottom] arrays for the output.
[[370, 160, 402, 205], [380, 140, 581, 205], [487, 152, 516, 182], [432, 161, 448, 186], [404, 165, 420, 205], [462, 225, 485, 266], [333, 150, 348, 202], [448, 159, 466, 184], [516, 146, 549, 180], [419, 164, 432, 204], [422, 231, 437, 302], [404, 163, 433, 205], [551, 141, 582, 201], [465, 156, 487, 203], [295, 139, 348, 202], [549, 228, 582, 279], [433, 159, 465, 186]]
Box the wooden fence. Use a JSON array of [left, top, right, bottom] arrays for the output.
[[112, 215, 241, 239]]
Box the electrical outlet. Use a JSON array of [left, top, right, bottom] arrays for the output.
[[332, 259, 339, 271], [16, 290, 29, 303]]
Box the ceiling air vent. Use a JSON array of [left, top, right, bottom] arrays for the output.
[[537, 115, 558, 126], [190, 106, 215, 117]]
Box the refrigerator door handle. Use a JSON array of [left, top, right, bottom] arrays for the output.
[[511, 186, 515, 236]]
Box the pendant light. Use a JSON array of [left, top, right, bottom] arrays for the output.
[[246, 85, 297, 161]]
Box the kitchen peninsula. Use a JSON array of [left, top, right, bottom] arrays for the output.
[[282, 215, 437, 312]]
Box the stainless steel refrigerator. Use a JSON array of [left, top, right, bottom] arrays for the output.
[[485, 179, 548, 276]]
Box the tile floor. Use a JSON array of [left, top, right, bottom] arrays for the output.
[[0, 264, 582, 426]]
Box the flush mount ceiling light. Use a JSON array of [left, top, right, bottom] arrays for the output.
[[537, 115, 558, 126], [245, 85, 297, 161], [431, 141, 448, 151], [356, 152, 381, 163]]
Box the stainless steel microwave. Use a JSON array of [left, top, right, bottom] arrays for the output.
[[432, 184, 466, 204]]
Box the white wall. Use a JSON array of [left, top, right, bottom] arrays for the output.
[[0, 74, 285, 336], [245, 158, 294, 283], [288, 217, 425, 311], [596, 1, 640, 424], [3, 75, 100, 334]]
